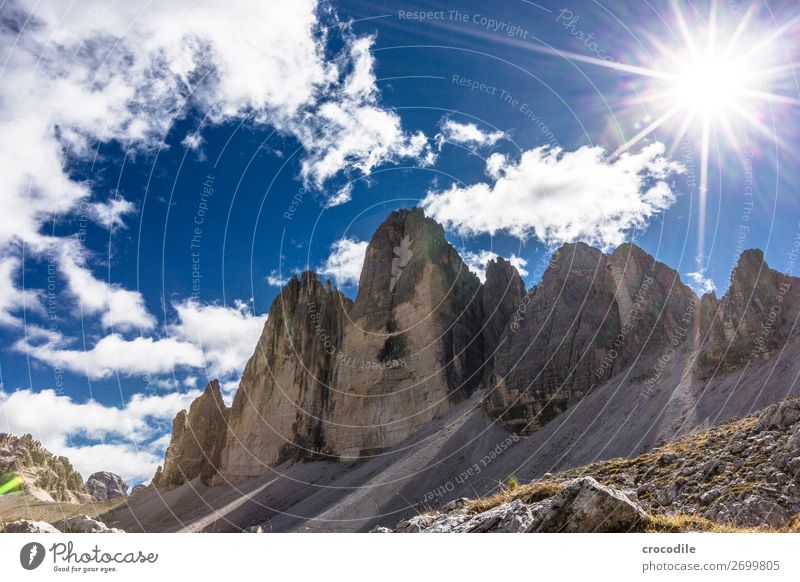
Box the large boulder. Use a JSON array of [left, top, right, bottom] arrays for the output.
[[527, 477, 648, 532], [1, 519, 60, 533], [756, 399, 800, 431], [396, 501, 534, 533], [86, 472, 128, 501], [51, 515, 124, 533], [386, 478, 645, 533]]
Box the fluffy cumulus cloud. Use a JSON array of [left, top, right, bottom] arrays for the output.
[[57, 242, 156, 332], [0, 388, 201, 483], [169, 300, 267, 377], [16, 334, 205, 380], [318, 237, 368, 286], [461, 250, 529, 282], [421, 143, 683, 250], [0, 0, 431, 331], [16, 300, 266, 380], [298, 36, 434, 186], [436, 119, 506, 149]]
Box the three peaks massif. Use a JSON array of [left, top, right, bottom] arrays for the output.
[[3, 208, 800, 532]]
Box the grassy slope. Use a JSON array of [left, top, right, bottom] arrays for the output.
[[460, 411, 800, 532]]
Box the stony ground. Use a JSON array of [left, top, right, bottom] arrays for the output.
[[374, 398, 800, 533], [0, 495, 125, 529]]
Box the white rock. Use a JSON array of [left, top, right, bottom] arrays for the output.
[[1, 519, 60, 533]]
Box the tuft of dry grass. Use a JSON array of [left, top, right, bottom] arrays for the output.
[[786, 515, 800, 533], [466, 480, 563, 514], [637, 513, 800, 533], [636, 514, 749, 533]]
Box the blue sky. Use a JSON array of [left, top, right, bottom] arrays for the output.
[[0, 0, 797, 484]]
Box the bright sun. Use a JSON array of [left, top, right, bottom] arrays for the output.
[[521, 1, 798, 302], [601, 2, 799, 184], [673, 54, 745, 115]]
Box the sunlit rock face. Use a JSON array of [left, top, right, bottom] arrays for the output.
[[323, 208, 485, 460], [86, 471, 128, 501], [0, 433, 88, 503], [153, 209, 800, 488], [153, 379, 229, 488], [217, 273, 352, 482]]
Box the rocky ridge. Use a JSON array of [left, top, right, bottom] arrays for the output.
[[154, 379, 229, 487], [0, 433, 88, 503], [153, 208, 800, 492], [374, 399, 800, 532], [218, 272, 352, 482]]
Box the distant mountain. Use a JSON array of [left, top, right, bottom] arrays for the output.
[[86, 471, 129, 501], [0, 433, 88, 503]]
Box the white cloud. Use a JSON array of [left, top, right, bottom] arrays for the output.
[[58, 242, 156, 332], [421, 143, 682, 249], [686, 270, 717, 295], [326, 183, 353, 208], [16, 334, 205, 380], [0, 0, 429, 252], [63, 443, 162, 486], [0, 255, 42, 327], [169, 300, 267, 378], [0, 0, 431, 344], [17, 299, 265, 380], [266, 270, 290, 287], [436, 119, 505, 149], [181, 132, 204, 151], [87, 196, 136, 230], [297, 36, 434, 186], [461, 250, 529, 282], [0, 388, 201, 483], [486, 153, 508, 179], [318, 237, 368, 286]]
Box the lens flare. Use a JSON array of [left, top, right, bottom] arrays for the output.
[[672, 54, 744, 116], [0, 475, 23, 494]]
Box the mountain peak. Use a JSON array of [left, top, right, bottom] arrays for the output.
[[732, 249, 768, 282]]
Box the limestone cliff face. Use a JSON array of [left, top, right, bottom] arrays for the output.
[[485, 242, 696, 433], [153, 380, 229, 488], [481, 257, 526, 365], [153, 210, 800, 488], [696, 250, 800, 377], [0, 433, 88, 502], [323, 208, 485, 459], [217, 272, 352, 482]]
